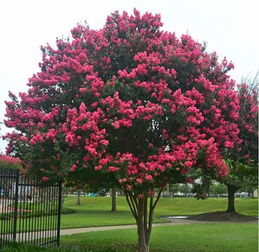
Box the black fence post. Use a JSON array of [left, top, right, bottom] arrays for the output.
[[12, 169, 19, 242], [56, 181, 62, 247]]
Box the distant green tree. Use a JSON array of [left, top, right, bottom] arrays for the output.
[[210, 183, 227, 196], [111, 185, 117, 212], [170, 184, 180, 196], [179, 184, 192, 196]]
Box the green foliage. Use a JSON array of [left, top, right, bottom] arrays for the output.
[[179, 184, 192, 194], [169, 184, 179, 194], [223, 159, 258, 190], [210, 183, 227, 195]]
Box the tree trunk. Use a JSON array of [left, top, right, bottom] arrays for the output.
[[123, 188, 164, 252], [137, 223, 149, 252], [137, 198, 149, 252], [76, 190, 81, 205], [111, 186, 117, 212], [226, 184, 238, 213]]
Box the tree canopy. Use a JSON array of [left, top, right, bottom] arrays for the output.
[[3, 9, 246, 252], [221, 80, 258, 212]]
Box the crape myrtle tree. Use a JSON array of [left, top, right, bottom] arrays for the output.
[[196, 77, 258, 210], [4, 10, 242, 252], [220, 81, 258, 213]]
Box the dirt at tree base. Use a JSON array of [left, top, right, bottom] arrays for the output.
[[187, 211, 257, 222]]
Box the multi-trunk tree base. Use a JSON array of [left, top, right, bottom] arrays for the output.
[[124, 188, 164, 252]]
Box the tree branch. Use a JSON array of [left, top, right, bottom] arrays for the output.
[[152, 186, 164, 211], [144, 196, 148, 239], [124, 190, 137, 220], [146, 196, 153, 243]]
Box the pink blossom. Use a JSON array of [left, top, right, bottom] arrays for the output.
[[145, 175, 153, 181], [108, 166, 119, 172], [126, 184, 132, 190], [224, 141, 234, 148], [100, 139, 109, 146], [136, 178, 143, 184], [41, 176, 49, 182], [70, 164, 77, 172], [184, 161, 193, 168]]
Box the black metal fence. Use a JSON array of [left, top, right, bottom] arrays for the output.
[[0, 168, 62, 249]]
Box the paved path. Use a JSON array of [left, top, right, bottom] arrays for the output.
[[60, 219, 217, 236], [1, 219, 204, 241]]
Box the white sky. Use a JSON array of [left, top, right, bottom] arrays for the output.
[[0, 0, 258, 153]]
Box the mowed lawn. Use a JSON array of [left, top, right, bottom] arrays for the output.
[[60, 223, 258, 252], [3, 223, 258, 252], [0, 196, 257, 232], [61, 196, 258, 229], [1, 197, 257, 252]]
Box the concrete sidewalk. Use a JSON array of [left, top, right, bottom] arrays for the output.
[[1, 220, 200, 242], [60, 219, 210, 236]]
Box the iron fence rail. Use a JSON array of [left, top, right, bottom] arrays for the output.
[[0, 168, 62, 249]]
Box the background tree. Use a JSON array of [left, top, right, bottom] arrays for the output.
[[196, 73, 258, 211], [169, 184, 180, 197], [111, 185, 117, 212], [209, 182, 227, 197], [4, 10, 241, 252], [70, 185, 85, 206], [221, 77, 258, 213], [179, 184, 192, 197]]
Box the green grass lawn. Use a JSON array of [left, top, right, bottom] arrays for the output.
[[60, 196, 258, 229], [1, 197, 257, 252], [2, 223, 258, 252], [0, 197, 257, 232], [60, 223, 258, 252]]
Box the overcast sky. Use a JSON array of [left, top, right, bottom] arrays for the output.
[[0, 0, 258, 153]]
